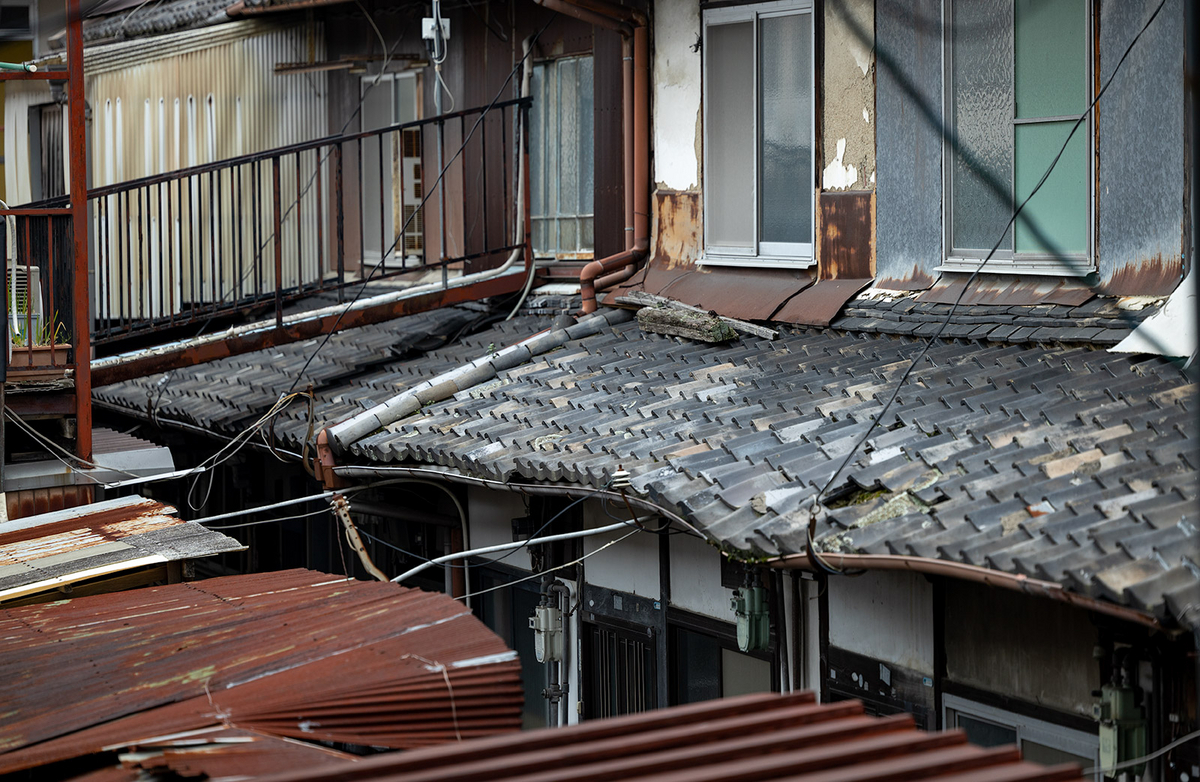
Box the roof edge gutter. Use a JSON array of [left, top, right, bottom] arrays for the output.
[[769, 551, 1167, 631], [534, 0, 649, 314], [330, 464, 705, 539]]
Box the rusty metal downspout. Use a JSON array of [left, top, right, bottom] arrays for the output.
[[534, 0, 649, 314]]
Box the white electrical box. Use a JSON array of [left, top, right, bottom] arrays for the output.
[[529, 605, 563, 663], [421, 17, 450, 41]]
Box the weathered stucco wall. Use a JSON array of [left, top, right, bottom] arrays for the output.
[[874, 0, 942, 289], [653, 0, 701, 191], [822, 0, 875, 191], [945, 581, 1101, 717], [1097, 0, 1185, 295], [669, 532, 736, 621], [828, 570, 934, 675]]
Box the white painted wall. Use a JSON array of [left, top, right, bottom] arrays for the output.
[[828, 570, 934, 675], [669, 531, 735, 621], [580, 502, 659, 599], [652, 0, 701, 190], [466, 487, 531, 570]]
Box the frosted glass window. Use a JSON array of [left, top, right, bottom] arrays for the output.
[[704, 1, 813, 264], [705, 22, 755, 250], [530, 55, 594, 257], [948, 0, 1091, 268], [759, 13, 811, 248], [950, 0, 1013, 253]]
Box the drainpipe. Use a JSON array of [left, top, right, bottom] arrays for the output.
[[534, 0, 650, 314]]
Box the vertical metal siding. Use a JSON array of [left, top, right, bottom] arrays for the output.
[[88, 23, 328, 318], [874, 0, 941, 290], [1097, 0, 1185, 295]]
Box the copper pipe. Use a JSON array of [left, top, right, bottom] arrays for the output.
[[535, 0, 649, 314], [769, 552, 1165, 630]]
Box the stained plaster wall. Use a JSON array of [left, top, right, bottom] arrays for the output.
[[828, 570, 934, 676], [579, 502, 659, 599], [650, 0, 703, 269], [668, 531, 735, 621], [466, 487, 532, 571], [821, 0, 875, 192]]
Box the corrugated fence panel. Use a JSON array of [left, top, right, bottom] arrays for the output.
[[88, 22, 328, 321]]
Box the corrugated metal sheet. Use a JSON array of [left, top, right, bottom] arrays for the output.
[[773, 278, 872, 326], [0, 568, 523, 775], [248, 691, 1086, 782], [84, 22, 329, 320], [874, 0, 942, 291], [0, 494, 243, 603], [67, 727, 357, 782], [1097, 0, 1185, 295], [638, 266, 816, 323]]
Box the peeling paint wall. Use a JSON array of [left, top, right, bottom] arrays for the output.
[[874, 0, 942, 290], [822, 0, 875, 191], [653, 0, 702, 192], [1097, 0, 1185, 295]]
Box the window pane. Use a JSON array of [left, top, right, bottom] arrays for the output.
[[1014, 120, 1087, 255], [579, 56, 595, 217], [721, 648, 772, 698], [394, 76, 417, 125], [530, 65, 546, 220], [706, 22, 755, 249], [1015, 0, 1086, 119], [951, 0, 1014, 252], [673, 628, 720, 704], [559, 58, 579, 217], [957, 714, 1018, 748], [1021, 739, 1091, 769], [759, 13, 811, 249]]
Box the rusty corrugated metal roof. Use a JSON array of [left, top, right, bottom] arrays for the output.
[[0, 495, 244, 605], [61, 727, 357, 782], [249, 692, 1085, 782], [0, 569, 523, 776]]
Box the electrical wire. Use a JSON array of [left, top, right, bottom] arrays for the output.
[[803, 0, 1171, 577], [455, 528, 639, 601], [1081, 727, 1200, 776], [203, 505, 334, 530], [3, 406, 143, 483]]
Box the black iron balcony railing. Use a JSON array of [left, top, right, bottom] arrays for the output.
[[49, 97, 530, 345]]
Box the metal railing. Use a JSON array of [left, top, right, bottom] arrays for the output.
[[2, 210, 77, 373], [71, 97, 530, 344]]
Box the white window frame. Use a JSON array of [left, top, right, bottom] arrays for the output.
[[943, 694, 1100, 780], [700, 0, 815, 270], [939, 0, 1096, 277]]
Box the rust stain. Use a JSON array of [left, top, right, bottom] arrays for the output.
[[1097, 254, 1183, 297], [651, 190, 702, 272], [818, 191, 873, 280], [917, 275, 1095, 307], [6, 485, 93, 521], [878, 264, 936, 291]]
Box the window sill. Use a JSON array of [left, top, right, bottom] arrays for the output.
[[699, 255, 815, 270], [936, 257, 1095, 277]]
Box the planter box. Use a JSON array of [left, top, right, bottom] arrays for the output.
[[9, 343, 71, 370]]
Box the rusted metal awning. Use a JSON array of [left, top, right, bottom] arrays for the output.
[[0, 495, 243, 606], [250, 691, 1084, 782], [0, 569, 523, 776]]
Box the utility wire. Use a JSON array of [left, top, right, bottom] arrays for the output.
[[1082, 727, 1200, 776], [805, 0, 1171, 577]]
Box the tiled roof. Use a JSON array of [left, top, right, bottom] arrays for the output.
[[95, 299, 1199, 629], [339, 311, 1197, 629], [83, 0, 231, 41]]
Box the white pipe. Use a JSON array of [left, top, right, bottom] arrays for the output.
[[191, 490, 337, 524], [391, 520, 632, 584]]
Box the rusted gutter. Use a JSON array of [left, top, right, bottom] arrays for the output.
[[534, 0, 649, 313], [769, 552, 1166, 631]]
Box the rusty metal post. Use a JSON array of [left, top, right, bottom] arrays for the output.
[[67, 0, 91, 462], [335, 144, 345, 303], [272, 156, 284, 327]]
